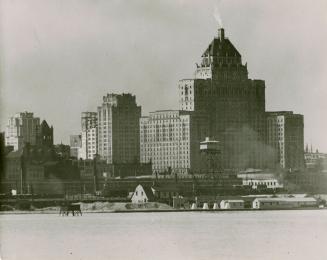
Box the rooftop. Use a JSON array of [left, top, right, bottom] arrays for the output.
[[254, 197, 316, 202], [202, 30, 241, 58]]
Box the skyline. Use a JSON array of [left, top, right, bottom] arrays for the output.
[[1, 0, 327, 151]]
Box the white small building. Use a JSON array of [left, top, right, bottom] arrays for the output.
[[220, 200, 244, 209], [252, 197, 317, 209], [238, 172, 283, 190], [131, 184, 154, 204], [242, 179, 283, 190]]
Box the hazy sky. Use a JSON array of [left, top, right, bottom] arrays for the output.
[[1, 0, 326, 151]]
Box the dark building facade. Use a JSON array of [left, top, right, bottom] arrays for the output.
[[72, 158, 152, 193], [54, 144, 71, 159], [179, 28, 267, 170], [97, 93, 141, 164], [40, 120, 54, 147], [2, 145, 80, 195], [266, 111, 304, 170]]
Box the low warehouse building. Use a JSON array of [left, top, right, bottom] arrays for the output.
[[252, 197, 317, 209], [220, 200, 244, 209]]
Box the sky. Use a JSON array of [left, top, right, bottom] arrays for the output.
[[0, 0, 326, 151]]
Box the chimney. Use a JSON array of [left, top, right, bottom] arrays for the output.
[[218, 28, 225, 40]]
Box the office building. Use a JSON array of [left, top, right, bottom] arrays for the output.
[[266, 111, 304, 170], [97, 93, 141, 163], [140, 110, 208, 175], [178, 28, 267, 170], [80, 112, 97, 160], [5, 112, 41, 150]]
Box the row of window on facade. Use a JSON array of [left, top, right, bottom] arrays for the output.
[[141, 145, 190, 149]]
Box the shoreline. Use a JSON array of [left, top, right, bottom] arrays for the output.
[[0, 207, 325, 215]]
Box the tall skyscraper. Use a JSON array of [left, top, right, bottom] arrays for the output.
[[97, 93, 141, 163], [5, 112, 41, 150], [179, 28, 267, 170], [140, 110, 209, 175], [80, 112, 97, 160], [266, 111, 304, 170]]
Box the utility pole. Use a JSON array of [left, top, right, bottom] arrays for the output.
[[93, 155, 98, 194], [20, 151, 26, 195]]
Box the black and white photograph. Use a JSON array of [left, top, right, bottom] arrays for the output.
[[0, 0, 327, 259]]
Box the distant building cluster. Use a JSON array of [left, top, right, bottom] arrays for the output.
[[69, 28, 305, 175], [304, 145, 327, 171], [1, 27, 315, 196], [175, 29, 304, 172], [5, 112, 53, 150]]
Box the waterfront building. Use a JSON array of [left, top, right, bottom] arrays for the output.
[[178, 28, 267, 170], [97, 93, 141, 164], [237, 170, 283, 190], [219, 200, 244, 209], [80, 112, 97, 160], [2, 145, 80, 195], [131, 184, 154, 203], [266, 111, 304, 170], [241, 178, 282, 190], [70, 135, 82, 158], [140, 110, 209, 175], [5, 112, 41, 150], [252, 197, 317, 209]]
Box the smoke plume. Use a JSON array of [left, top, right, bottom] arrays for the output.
[[213, 4, 223, 28]]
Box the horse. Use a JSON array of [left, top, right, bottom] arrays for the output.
[[59, 205, 68, 216], [59, 204, 82, 216]]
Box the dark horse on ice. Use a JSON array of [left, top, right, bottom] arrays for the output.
[[59, 203, 82, 216]]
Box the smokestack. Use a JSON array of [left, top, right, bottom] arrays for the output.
[[218, 28, 225, 40]]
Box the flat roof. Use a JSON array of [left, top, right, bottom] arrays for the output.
[[221, 200, 244, 203], [254, 197, 316, 202]]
